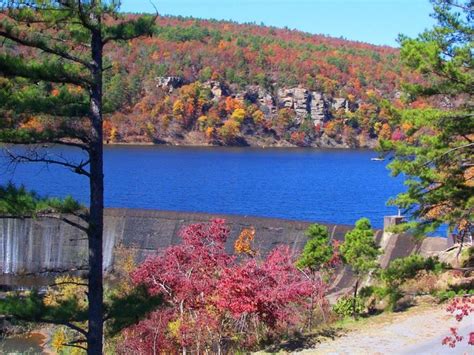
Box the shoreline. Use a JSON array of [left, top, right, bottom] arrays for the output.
[[103, 141, 378, 151]]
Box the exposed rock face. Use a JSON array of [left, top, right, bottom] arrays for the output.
[[277, 87, 334, 124], [257, 88, 275, 115], [277, 87, 310, 123], [309, 92, 329, 125], [155, 78, 358, 127], [156, 76, 184, 93], [332, 97, 348, 111], [244, 86, 275, 115], [203, 80, 229, 99], [293, 88, 311, 122], [256, 86, 360, 125]]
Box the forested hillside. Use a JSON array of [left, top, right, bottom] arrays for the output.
[[2, 15, 428, 147]]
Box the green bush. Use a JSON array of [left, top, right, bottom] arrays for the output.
[[333, 296, 364, 318], [381, 255, 447, 288], [376, 255, 449, 312]]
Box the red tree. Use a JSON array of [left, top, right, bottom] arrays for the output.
[[442, 295, 474, 348], [122, 219, 326, 353], [128, 219, 232, 353], [217, 246, 315, 342]]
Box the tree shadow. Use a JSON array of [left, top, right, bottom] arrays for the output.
[[264, 327, 347, 353]]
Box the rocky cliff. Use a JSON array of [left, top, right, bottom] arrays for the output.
[[132, 77, 373, 149], [159, 77, 354, 126]]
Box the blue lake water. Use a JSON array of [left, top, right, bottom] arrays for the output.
[[1, 146, 405, 228]]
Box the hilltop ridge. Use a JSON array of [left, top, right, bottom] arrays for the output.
[[8, 15, 426, 147], [99, 16, 422, 147]]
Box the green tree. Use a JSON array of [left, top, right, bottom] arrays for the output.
[[296, 224, 335, 272], [296, 223, 338, 329], [340, 218, 380, 318], [381, 0, 473, 240], [0, 184, 82, 217], [104, 71, 129, 113], [199, 66, 213, 82], [0, 2, 155, 353]]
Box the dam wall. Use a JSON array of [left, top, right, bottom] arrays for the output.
[[0, 208, 447, 278]]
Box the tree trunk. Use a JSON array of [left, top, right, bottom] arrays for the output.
[[308, 295, 314, 330], [87, 28, 104, 355], [352, 278, 359, 320]]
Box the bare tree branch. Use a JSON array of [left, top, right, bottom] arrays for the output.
[[3, 147, 91, 177], [37, 213, 90, 234], [62, 338, 88, 351], [50, 281, 88, 288], [422, 142, 474, 167], [11, 315, 88, 337]]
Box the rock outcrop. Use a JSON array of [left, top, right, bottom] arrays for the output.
[[310, 92, 330, 126], [155, 76, 184, 93], [331, 97, 348, 111], [155, 78, 359, 128], [150, 79, 369, 148], [244, 86, 276, 115], [202, 80, 229, 99], [277, 87, 338, 124]]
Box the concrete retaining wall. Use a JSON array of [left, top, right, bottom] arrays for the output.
[[0, 208, 447, 284]]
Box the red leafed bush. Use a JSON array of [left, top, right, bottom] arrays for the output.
[[442, 295, 474, 348], [217, 246, 314, 329], [122, 219, 328, 353]]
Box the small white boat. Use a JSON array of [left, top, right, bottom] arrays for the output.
[[371, 157, 385, 161]]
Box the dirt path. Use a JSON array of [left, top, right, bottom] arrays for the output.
[[297, 304, 473, 355]]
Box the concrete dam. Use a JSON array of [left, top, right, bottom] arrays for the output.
[[0, 208, 447, 280]]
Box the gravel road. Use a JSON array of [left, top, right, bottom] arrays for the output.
[[297, 304, 473, 355]]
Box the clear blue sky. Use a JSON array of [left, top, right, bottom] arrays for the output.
[[120, 0, 435, 47]]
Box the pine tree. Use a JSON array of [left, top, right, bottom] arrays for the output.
[[0, 2, 155, 353], [296, 224, 335, 272], [381, 0, 473, 239], [340, 218, 380, 319]]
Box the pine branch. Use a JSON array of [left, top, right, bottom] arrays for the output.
[[0, 54, 92, 87], [2, 94, 90, 118], [75, 0, 98, 32], [0, 28, 91, 68], [62, 341, 87, 351], [102, 15, 157, 45], [0, 125, 91, 148], [49, 141, 90, 151]]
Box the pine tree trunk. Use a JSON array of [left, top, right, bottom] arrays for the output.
[[352, 278, 359, 320], [87, 28, 104, 355]]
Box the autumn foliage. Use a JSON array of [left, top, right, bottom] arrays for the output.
[[234, 227, 257, 256], [442, 295, 474, 348], [2, 15, 428, 148], [121, 219, 329, 353]]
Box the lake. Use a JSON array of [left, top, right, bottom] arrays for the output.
[[1, 146, 404, 228]]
